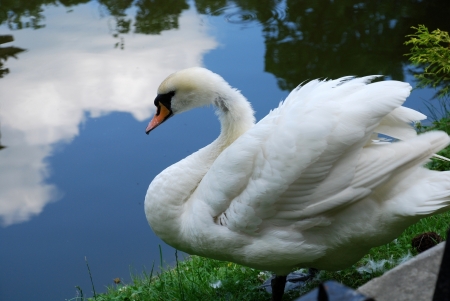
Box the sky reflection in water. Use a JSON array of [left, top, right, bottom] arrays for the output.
[[0, 0, 449, 300], [0, 3, 220, 300], [0, 4, 216, 226]]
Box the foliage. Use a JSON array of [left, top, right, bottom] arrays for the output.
[[405, 25, 450, 170], [405, 25, 450, 99]]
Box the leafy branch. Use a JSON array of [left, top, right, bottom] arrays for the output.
[[405, 25, 450, 99]]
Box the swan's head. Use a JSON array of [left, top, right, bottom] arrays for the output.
[[146, 67, 233, 134]]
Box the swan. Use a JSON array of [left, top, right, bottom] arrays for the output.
[[144, 67, 450, 301]]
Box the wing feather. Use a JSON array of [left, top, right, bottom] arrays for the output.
[[193, 77, 443, 235]]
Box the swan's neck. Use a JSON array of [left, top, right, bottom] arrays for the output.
[[210, 88, 255, 154], [145, 88, 254, 247]]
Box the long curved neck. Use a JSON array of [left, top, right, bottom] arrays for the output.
[[210, 88, 255, 155], [145, 88, 254, 247]]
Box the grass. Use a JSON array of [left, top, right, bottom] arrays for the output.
[[69, 248, 268, 301], [69, 210, 450, 301]]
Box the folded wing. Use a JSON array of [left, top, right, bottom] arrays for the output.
[[193, 77, 443, 235]]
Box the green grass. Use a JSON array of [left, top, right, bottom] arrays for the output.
[[70, 250, 268, 301], [70, 211, 450, 301]]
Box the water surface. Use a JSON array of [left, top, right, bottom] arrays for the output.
[[1, 1, 449, 300]]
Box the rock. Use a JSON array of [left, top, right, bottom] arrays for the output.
[[357, 242, 445, 301]]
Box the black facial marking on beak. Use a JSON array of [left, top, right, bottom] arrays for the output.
[[154, 91, 175, 115], [145, 91, 176, 134]]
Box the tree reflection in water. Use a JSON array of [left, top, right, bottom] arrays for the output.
[[1, 0, 449, 91], [0, 34, 25, 151], [0, 35, 25, 78]]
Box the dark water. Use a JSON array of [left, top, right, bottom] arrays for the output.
[[0, 1, 449, 300]]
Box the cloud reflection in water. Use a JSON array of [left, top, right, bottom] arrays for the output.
[[0, 4, 217, 226]]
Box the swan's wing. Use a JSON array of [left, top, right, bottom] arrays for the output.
[[193, 77, 444, 234], [374, 106, 426, 140]]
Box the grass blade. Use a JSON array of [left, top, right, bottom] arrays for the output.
[[85, 256, 97, 300]]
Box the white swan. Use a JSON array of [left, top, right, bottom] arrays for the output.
[[144, 67, 450, 300]]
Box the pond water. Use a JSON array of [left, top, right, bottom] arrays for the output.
[[0, 1, 449, 300]]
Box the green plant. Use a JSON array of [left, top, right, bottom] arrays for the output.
[[405, 25, 450, 170], [415, 96, 450, 171], [405, 25, 450, 99]]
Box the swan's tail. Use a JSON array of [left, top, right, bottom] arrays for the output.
[[388, 167, 450, 217], [374, 106, 426, 141], [366, 129, 450, 218]]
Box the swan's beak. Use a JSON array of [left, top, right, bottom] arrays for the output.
[[146, 103, 173, 134]]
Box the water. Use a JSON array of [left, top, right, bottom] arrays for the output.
[[0, 1, 449, 300]]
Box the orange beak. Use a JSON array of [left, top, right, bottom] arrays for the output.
[[146, 103, 173, 134]]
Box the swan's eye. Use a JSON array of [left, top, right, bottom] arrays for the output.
[[154, 91, 175, 115]]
